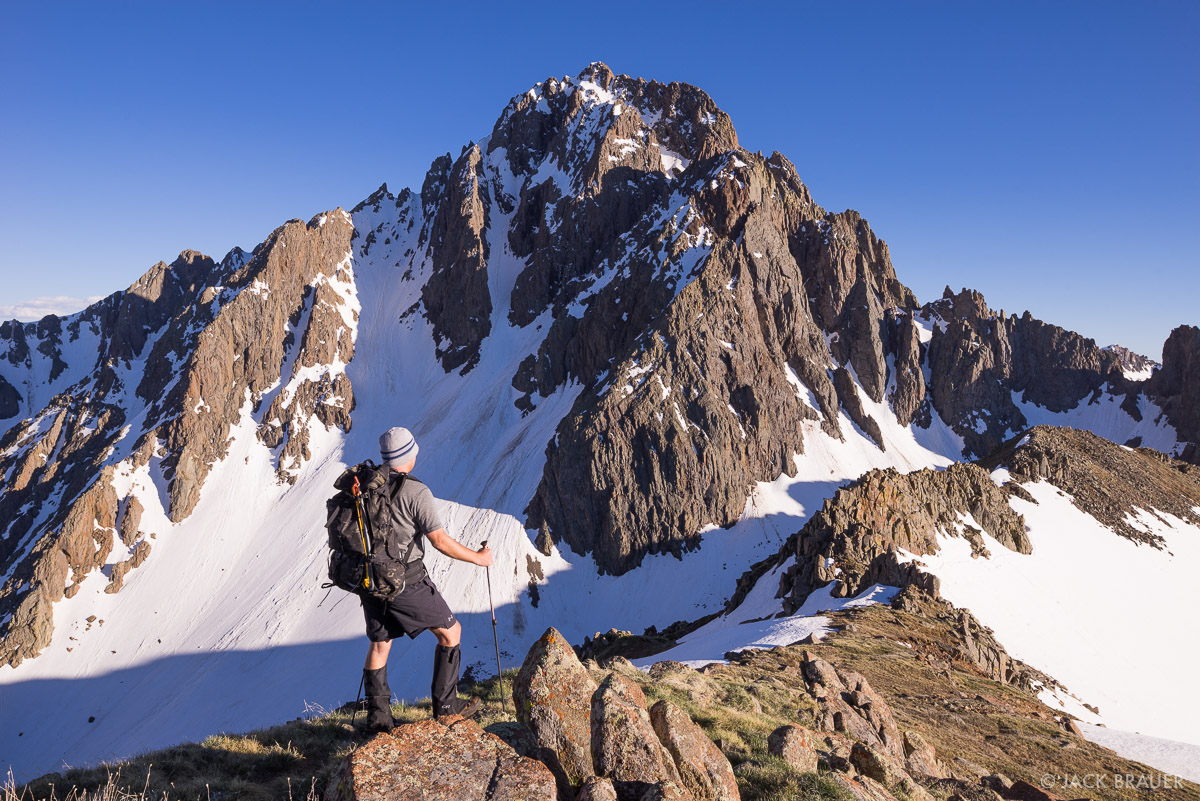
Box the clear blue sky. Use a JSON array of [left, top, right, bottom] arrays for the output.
[[1, 1, 1195, 357]]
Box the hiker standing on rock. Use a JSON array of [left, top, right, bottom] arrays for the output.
[[326, 426, 492, 732]]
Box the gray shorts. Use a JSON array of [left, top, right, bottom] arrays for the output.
[[362, 575, 456, 642]]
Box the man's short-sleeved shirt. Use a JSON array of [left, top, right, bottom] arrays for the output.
[[388, 474, 442, 564]]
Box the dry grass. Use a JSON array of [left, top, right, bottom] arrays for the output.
[[11, 674, 516, 801]]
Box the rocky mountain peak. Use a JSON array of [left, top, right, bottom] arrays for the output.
[[1103, 342, 1157, 379]]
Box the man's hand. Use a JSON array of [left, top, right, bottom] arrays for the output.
[[475, 544, 493, 568]]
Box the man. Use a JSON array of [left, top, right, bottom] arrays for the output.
[[361, 426, 493, 731]]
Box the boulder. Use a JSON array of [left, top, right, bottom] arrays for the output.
[[591, 673, 680, 799], [902, 730, 942, 778], [327, 715, 555, 801], [647, 661, 691, 679], [766, 725, 818, 773], [639, 783, 696, 801], [514, 627, 598, 787], [602, 655, 641, 675], [850, 742, 911, 787], [649, 699, 739, 801], [577, 776, 620, 801], [834, 668, 905, 760], [801, 657, 846, 691]]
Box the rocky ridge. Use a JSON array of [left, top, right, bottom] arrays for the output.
[[0, 211, 357, 666], [980, 425, 1200, 546]]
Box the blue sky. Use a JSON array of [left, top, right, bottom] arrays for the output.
[[1, 1, 1195, 357]]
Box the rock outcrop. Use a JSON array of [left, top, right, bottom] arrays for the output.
[[981, 425, 1200, 546], [777, 462, 1030, 613], [1147, 324, 1200, 459], [592, 673, 682, 797], [766, 725, 819, 773], [921, 288, 1133, 458], [649, 700, 739, 801], [514, 626, 599, 789], [326, 715, 556, 801], [516, 627, 736, 800]]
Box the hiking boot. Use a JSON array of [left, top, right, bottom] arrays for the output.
[[362, 665, 394, 733], [434, 695, 482, 721]]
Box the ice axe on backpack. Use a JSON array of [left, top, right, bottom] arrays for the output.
[[481, 539, 507, 711], [350, 476, 378, 592]]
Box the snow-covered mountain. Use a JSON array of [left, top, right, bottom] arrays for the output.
[[2, 63, 1198, 780]]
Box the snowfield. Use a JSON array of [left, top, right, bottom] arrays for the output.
[[908, 478, 1200, 747]]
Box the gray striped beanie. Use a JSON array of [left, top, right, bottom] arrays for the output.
[[379, 426, 419, 467]]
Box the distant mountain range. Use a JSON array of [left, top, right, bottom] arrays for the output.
[[2, 62, 1198, 782]]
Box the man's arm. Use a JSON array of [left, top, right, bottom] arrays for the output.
[[425, 528, 493, 567]]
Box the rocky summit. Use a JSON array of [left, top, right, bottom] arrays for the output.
[[2, 62, 1199, 790]]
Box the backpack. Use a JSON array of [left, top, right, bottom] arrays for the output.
[[324, 460, 423, 600]]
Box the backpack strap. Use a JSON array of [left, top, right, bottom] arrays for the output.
[[387, 473, 423, 567]]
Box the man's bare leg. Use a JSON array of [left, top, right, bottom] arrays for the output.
[[365, 639, 392, 670], [430, 619, 461, 647]]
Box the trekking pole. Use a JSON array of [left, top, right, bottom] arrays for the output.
[[481, 540, 507, 711]]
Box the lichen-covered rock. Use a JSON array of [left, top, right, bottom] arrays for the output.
[[901, 730, 942, 779], [577, 776, 620, 801], [591, 673, 680, 799], [647, 661, 691, 680], [649, 700, 739, 801], [849, 742, 911, 787], [513, 627, 598, 787], [326, 716, 556, 801], [638, 782, 695, 801], [766, 725, 818, 773], [838, 670, 904, 760]]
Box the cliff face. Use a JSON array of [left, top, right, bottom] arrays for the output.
[[919, 288, 1139, 458], [1148, 324, 1200, 461]]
